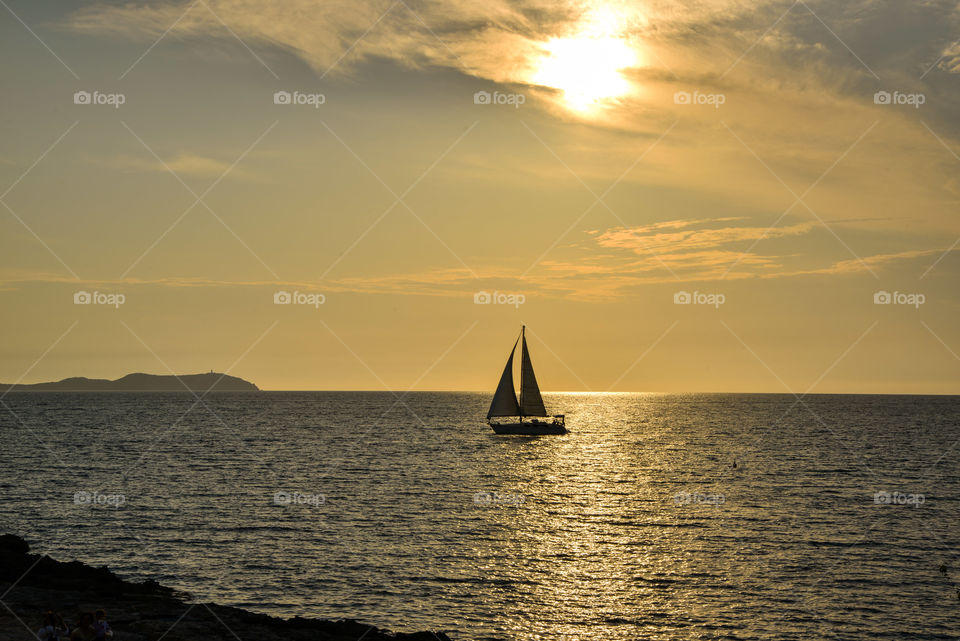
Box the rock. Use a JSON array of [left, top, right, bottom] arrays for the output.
[[0, 534, 29, 555], [0, 534, 458, 640]]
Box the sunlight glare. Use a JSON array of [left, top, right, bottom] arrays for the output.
[[531, 7, 638, 113]]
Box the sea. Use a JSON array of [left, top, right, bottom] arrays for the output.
[[1, 392, 958, 640]]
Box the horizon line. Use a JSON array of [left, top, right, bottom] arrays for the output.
[[3, 388, 958, 397]]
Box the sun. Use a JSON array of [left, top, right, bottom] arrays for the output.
[[533, 37, 636, 111], [531, 8, 638, 112]]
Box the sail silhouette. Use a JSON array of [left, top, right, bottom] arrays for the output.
[[519, 334, 547, 416], [487, 337, 521, 418]]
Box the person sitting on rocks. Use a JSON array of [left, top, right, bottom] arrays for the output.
[[37, 611, 70, 641], [37, 611, 55, 641], [93, 609, 112, 640], [70, 612, 96, 641], [38, 611, 64, 641], [54, 614, 71, 640]]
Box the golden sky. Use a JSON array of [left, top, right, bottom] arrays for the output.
[[1, 0, 959, 392]]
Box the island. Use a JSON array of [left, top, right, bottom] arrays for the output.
[[0, 534, 452, 641], [0, 372, 259, 393]]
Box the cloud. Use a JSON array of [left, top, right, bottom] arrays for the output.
[[507, 216, 955, 298], [595, 219, 816, 253], [86, 152, 243, 177], [801, 248, 948, 276], [62, 1, 960, 143], [936, 41, 960, 73], [65, 0, 559, 80], [523, 246, 950, 299], [65, 1, 833, 91], [163, 153, 236, 176], [61, 0, 960, 241], [4, 241, 947, 302], [63, 1, 960, 105]]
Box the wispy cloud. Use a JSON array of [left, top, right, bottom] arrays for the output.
[[595, 219, 816, 253], [3, 243, 949, 303], [57, 0, 960, 278], [935, 40, 960, 74], [85, 152, 248, 177], [65, 0, 559, 81], [62, 0, 960, 131]]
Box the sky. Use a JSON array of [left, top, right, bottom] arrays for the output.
[[1, 0, 959, 393]]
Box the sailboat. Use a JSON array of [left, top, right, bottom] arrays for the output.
[[487, 326, 567, 435]]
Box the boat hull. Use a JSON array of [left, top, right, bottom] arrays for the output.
[[489, 420, 567, 435]]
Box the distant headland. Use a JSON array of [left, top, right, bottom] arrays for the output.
[[0, 372, 259, 392]]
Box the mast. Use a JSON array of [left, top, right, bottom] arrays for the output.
[[519, 325, 525, 418]]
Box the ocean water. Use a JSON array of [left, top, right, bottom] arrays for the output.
[[1, 392, 958, 640]]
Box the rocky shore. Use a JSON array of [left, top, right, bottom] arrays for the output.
[[0, 535, 451, 640]]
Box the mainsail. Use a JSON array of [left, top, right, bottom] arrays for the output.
[[487, 338, 521, 418], [519, 331, 547, 417]]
